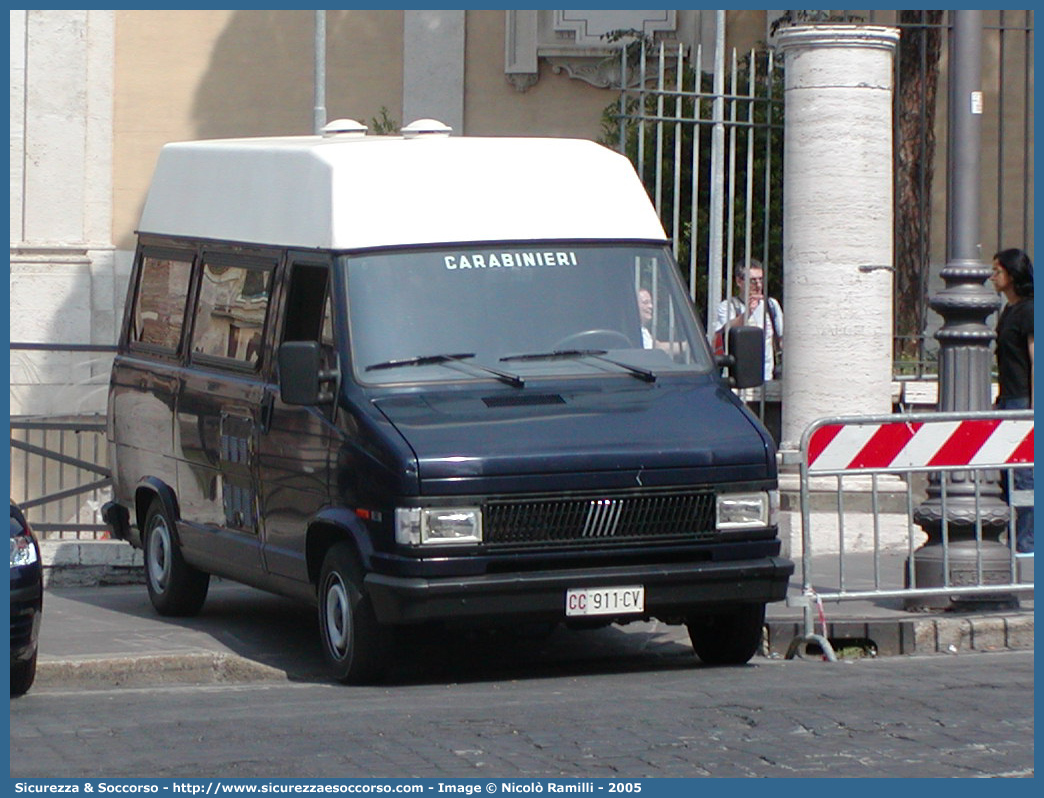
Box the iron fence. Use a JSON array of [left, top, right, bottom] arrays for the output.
[[10, 343, 115, 539], [608, 38, 783, 333]]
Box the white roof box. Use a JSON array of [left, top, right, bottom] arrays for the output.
[[137, 125, 667, 250]]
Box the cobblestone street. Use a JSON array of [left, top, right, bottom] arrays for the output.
[[11, 650, 1033, 779]]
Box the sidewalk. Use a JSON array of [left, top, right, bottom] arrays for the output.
[[31, 548, 1033, 689], [765, 549, 1034, 658]]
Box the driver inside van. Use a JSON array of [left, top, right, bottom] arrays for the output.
[[638, 288, 687, 357]]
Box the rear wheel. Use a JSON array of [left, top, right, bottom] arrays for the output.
[[143, 500, 209, 616], [10, 652, 37, 696], [318, 543, 393, 684], [687, 603, 766, 665]]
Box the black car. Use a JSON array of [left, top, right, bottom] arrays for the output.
[[10, 500, 42, 696]]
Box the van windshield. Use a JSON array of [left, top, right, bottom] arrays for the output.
[[343, 244, 713, 385]]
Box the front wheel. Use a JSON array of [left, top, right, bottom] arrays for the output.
[[10, 653, 37, 696], [687, 603, 766, 665], [318, 543, 393, 684], [143, 500, 209, 617]]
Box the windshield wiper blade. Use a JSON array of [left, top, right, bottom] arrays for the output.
[[500, 348, 604, 362], [500, 349, 656, 383], [366, 352, 524, 388], [366, 352, 477, 371]]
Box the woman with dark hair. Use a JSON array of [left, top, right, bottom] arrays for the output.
[[989, 248, 1034, 553]]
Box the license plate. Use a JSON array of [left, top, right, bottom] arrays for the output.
[[565, 585, 645, 617]]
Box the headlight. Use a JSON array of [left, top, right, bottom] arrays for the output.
[[716, 491, 774, 531], [395, 507, 483, 546], [10, 535, 39, 568]]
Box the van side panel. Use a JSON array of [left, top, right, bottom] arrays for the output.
[[254, 256, 339, 584], [175, 366, 266, 581], [255, 396, 335, 582], [109, 356, 179, 520], [170, 250, 278, 582], [108, 245, 194, 539]]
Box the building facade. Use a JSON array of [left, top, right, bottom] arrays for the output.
[[9, 10, 1033, 416]]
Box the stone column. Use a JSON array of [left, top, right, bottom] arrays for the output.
[[776, 26, 900, 448], [10, 10, 117, 417]]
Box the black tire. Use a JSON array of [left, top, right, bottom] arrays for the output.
[[143, 499, 209, 617], [687, 603, 766, 665], [317, 542, 393, 685], [11, 652, 37, 697]]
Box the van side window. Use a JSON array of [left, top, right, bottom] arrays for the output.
[[283, 263, 332, 346], [130, 252, 193, 351], [191, 258, 273, 366]]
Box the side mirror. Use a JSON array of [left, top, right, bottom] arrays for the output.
[[278, 341, 336, 405], [718, 326, 765, 389]]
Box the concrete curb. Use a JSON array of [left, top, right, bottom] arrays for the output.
[[766, 613, 1034, 658], [40, 540, 144, 587], [34, 615, 1034, 691], [36, 652, 291, 689]]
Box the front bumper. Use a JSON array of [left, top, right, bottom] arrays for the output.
[[365, 555, 793, 625]]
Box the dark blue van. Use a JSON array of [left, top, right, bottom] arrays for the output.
[[103, 122, 792, 683]]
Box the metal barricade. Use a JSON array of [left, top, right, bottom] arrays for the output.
[[785, 409, 1034, 661]]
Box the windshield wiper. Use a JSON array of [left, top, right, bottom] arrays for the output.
[[366, 352, 476, 371], [366, 352, 524, 388], [500, 349, 656, 383]]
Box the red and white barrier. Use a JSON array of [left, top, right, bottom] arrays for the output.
[[807, 418, 1034, 472]]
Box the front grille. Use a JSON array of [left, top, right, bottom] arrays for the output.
[[484, 491, 717, 547]]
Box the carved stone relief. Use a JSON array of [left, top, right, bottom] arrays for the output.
[[505, 10, 688, 92], [551, 10, 675, 45]]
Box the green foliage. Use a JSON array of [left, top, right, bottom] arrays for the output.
[[369, 106, 398, 136], [600, 28, 656, 72], [599, 40, 784, 314], [770, 10, 866, 36]]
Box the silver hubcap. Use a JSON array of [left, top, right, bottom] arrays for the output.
[[147, 517, 172, 592], [324, 573, 352, 660]]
